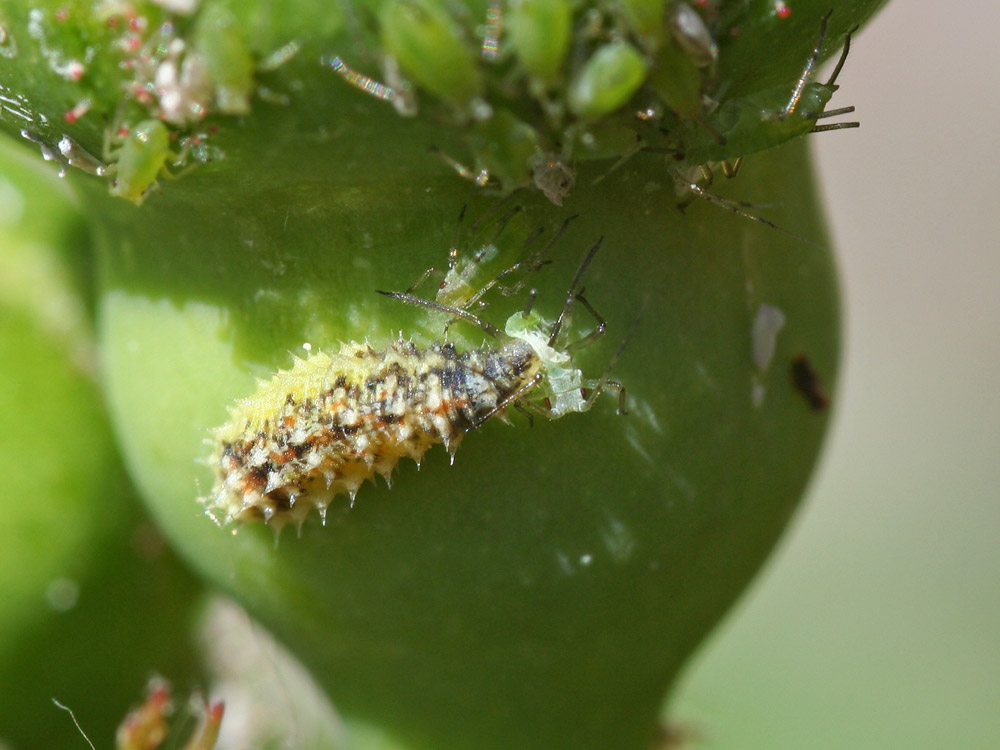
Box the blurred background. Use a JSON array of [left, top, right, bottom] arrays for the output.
[[670, 1, 1000, 747], [2, 0, 995, 746]]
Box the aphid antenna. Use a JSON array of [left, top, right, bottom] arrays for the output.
[[52, 699, 96, 750], [824, 24, 859, 89], [780, 10, 833, 119], [375, 290, 502, 338], [548, 236, 604, 348]]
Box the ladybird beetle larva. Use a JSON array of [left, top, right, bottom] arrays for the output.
[[203, 233, 625, 533]]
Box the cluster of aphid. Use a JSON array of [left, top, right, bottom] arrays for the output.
[[202, 211, 626, 533], [16, 0, 295, 204], [328, 1, 859, 210], [55, 678, 224, 750]]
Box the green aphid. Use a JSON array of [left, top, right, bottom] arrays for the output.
[[649, 3, 716, 122], [568, 41, 648, 121], [193, 5, 256, 115], [649, 35, 703, 120], [106, 120, 175, 205], [467, 108, 540, 190], [678, 15, 858, 166], [618, 0, 667, 51], [380, 0, 482, 108], [506, 0, 572, 86]]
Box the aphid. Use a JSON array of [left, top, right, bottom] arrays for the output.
[[103, 119, 183, 204], [378, 0, 483, 109], [506, 0, 572, 86], [568, 40, 648, 120], [676, 12, 859, 166], [203, 231, 623, 532], [191, 5, 255, 115]]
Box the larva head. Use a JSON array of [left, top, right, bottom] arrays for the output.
[[484, 339, 543, 394]]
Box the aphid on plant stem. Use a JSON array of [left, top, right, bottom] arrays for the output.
[[203, 231, 624, 533], [676, 12, 859, 166]]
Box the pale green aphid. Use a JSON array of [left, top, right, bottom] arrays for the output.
[[677, 14, 858, 167], [467, 108, 539, 189], [649, 3, 717, 130], [192, 5, 255, 115], [379, 0, 482, 108], [506, 0, 572, 86], [105, 120, 176, 205], [649, 35, 704, 121], [568, 40, 648, 120], [618, 0, 667, 51]]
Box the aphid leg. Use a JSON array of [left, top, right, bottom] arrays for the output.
[[404, 265, 438, 294], [721, 156, 744, 179], [547, 236, 604, 347], [676, 164, 714, 211], [672, 175, 817, 246], [522, 288, 538, 316], [564, 290, 607, 353], [585, 377, 627, 415], [780, 10, 832, 118], [695, 113, 727, 146], [428, 145, 491, 187], [512, 401, 536, 426], [584, 303, 649, 415], [469, 371, 544, 429], [465, 214, 578, 309], [375, 290, 503, 338]]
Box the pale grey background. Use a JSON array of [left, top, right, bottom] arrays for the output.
[[671, 1, 1000, 747]]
